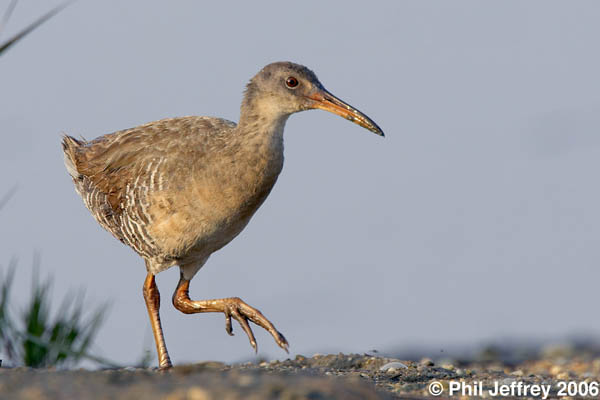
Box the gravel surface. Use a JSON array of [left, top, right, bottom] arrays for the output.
[[1, 344, 600, 399]]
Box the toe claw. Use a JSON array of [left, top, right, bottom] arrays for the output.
[[279, 331, 288, 344], [277, 332, 289, 352], [225, 313, 234, 336]]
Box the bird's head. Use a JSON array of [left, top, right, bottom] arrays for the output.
[[243, 61, 384, 136]]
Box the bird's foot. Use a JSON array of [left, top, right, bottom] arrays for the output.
[[172, 278, 289, 353], [222, 297, 289, 353]]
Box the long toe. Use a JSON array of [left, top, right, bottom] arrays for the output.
[[226, 297, 289, 353]]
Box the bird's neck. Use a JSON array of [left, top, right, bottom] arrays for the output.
[[216, 104, 288, 218], [238, 92, 290, 131], [236, 99, 290, 161]]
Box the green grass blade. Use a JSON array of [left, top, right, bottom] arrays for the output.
[[0, 186, 17, 212], [0, 0, 75, 56], [0, 260, 17, 361], [2, 256, 116, 368], [15, 330, 121, 368], [0, 0, 18, 38]]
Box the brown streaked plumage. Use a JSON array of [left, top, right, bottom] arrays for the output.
[[62, 62, 384, 369]]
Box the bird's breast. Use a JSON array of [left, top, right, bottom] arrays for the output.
[[147, 131, 285, 260]]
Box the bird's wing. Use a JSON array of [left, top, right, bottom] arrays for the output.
[[67, 116, 236, 214]]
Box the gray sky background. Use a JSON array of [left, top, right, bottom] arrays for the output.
[[1, 1, 600, 366]]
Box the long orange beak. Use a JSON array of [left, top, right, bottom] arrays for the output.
[[306, 88, 384, 136]]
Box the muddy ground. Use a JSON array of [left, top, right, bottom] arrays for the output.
[[1, 343, 599, 399]]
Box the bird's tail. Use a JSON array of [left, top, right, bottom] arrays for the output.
[[61, 135, 83, 179]]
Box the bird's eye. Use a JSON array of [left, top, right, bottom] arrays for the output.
[[285, 76, 299, 88]]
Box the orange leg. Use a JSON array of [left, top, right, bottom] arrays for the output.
[[172, 273, 288, 353], [143, 273, 172, 369]]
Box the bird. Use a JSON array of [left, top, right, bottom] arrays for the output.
[[62, 62, 384, 369]]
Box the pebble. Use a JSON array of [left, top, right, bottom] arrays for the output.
[[380, 362, 408, 372], [237, 375, 254, 387], [186, 387, 210, 400], [419, 358, 435, 366], [556, 372, 570, 380]]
